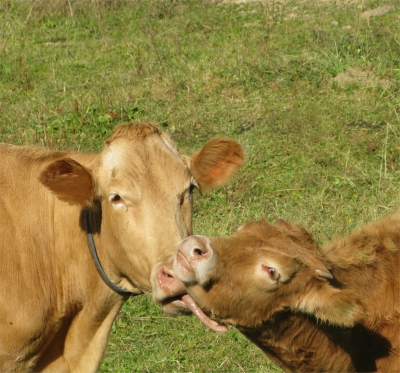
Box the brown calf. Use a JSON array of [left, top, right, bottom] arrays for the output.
[[174, 211, 400, 372]]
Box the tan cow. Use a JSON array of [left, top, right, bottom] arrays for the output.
[[0, 122, 244, 372], [174, 212, 400, 372]]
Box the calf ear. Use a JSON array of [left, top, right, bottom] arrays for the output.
[[277, 220, 317, 249], [39, 158, 94, 205], [295, 283, 362, 327], [188, 138, 245, 191], [276, 221, 333, 279]]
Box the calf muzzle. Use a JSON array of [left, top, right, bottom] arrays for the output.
[[174, 235, 215, 286]]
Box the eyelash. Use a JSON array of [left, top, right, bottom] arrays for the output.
[[112, 195, 122, 203], [189, 184, 195, 201], [262, 265, 280, 281], [110, 194, 125, 205]]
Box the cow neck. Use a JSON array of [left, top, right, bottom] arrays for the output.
[[84, 211, 134, 297]]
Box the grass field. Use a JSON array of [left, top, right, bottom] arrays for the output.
[[1, 0, 399, 371]]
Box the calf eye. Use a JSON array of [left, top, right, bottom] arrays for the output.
[[262, 265, 280, 281]]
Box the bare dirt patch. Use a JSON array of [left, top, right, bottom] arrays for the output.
[[360, 5, 395, 18], [333, 68, 395, 89]]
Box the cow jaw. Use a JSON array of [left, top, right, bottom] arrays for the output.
[[151, 259, 227, 332], [151, 260, 189, 314]]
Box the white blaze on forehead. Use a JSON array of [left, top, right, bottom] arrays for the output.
[[101, 143, 126, 171], [99, 141, 146, 182]]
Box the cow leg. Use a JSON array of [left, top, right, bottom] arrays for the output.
[[36, 297, 125, 373], [67, 300, 124, 373]]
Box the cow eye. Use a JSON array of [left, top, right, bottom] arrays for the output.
[[112, 195, 122, 203], [109, 194, 125, 206], [262, 265, 280, 281], [189, 183, 196, 202], [180, 183, 196, 206]]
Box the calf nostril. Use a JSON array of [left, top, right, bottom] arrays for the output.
[[192, 246, 208, 258], [194, 248, 203, 256]]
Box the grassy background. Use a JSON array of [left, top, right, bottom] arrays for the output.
[[1, 0, 399, 371]]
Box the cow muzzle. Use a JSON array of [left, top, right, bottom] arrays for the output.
[[153, 261, 227, 333], [151, 260, 191, 315]]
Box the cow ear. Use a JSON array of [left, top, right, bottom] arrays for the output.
[[295, 283, 361, 327], [188, 138, 245, 191], [39, 158, 94, 205]]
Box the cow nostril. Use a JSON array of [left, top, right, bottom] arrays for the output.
[[162, 268, 173, 279]]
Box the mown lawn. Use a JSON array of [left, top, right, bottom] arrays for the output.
[[1, 0, 399, 371]]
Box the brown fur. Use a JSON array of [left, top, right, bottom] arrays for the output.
[[177, 212, 400, 372], [0, 122, 244, 372], [190, 138, 245, 191]]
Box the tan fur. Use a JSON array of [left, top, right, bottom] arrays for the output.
[[178, 212, 400, 372], [39, 158, 94, 205], [105, 121, 161, 143], [0, 122, 244, 372]]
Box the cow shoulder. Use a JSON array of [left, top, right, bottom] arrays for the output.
[[188, 138, 244, 191], [39, 157, 94, 205]]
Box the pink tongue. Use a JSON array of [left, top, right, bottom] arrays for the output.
[[182, 294, 228, 333]]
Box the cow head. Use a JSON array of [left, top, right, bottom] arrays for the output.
[[39, 122, 244, 314], [174, 219, 361, 329]]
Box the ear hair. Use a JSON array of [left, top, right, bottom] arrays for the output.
[[276, 220, 317, 250], [39, 158, 94, 205], [275, 220, 333, 279], [294, 282, 362, 327], [189, 138, 244, 191]]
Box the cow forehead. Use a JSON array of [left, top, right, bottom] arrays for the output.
[[97, 136, 190, 191]]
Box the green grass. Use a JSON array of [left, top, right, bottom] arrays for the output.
[[1, 0, 399, 371]]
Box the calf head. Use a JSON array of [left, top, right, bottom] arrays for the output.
[[174, 219, 361, 329], [39, 122, 244, 314]]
